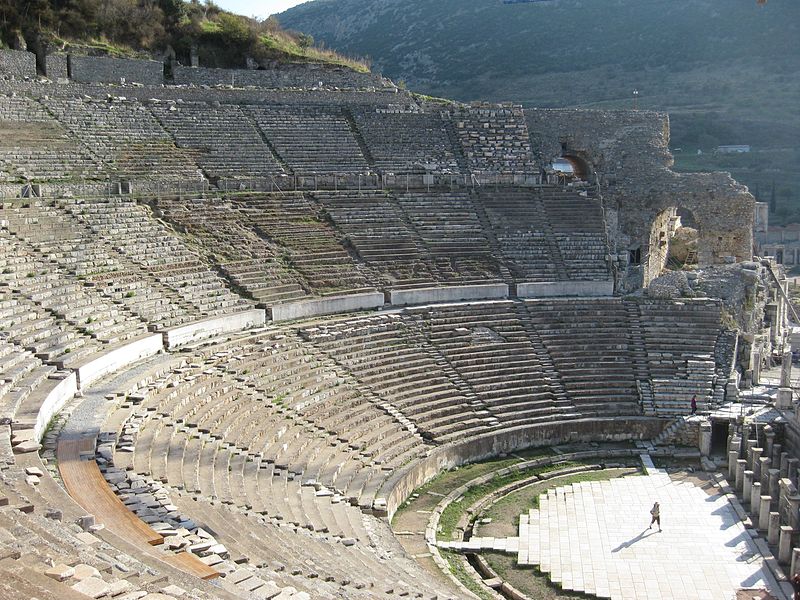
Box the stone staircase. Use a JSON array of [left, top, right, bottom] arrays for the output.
[[650, 415, 690, 446]]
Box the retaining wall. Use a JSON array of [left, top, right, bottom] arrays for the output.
[[268, 292, 384, 322], [389, 284, 509, 306], [379, 416, 664, 518], [516, 280, 614, 298], [76, 334, 163, 389], [173, 65, 384, 89], [163, 309, 266, 349], [33, 374, 78, 442], [0, 49, 36, 79], [69, 56, 163, 84], [44, 54, 69, 80]]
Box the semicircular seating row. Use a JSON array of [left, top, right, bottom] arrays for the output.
[[0, 189, 730, 598], [79, 296, 720, 592], [0, 92, 538, 183], [0, 292, 727, 598]]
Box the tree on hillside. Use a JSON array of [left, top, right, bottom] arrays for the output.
[[770, 180, 777, 213]]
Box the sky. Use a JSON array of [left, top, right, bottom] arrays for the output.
[[213, 0, 309, 20]]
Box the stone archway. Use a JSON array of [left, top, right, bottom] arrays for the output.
[[561, 153, 591, 181]]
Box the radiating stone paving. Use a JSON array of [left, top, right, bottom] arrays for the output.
[[518, 461, 781, 600]]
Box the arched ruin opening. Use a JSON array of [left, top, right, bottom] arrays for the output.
[[559, 154, 590, 181]]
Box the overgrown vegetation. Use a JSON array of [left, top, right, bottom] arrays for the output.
[[0, 0, 369, 72]]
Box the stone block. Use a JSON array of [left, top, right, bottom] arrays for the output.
[[0, 49, 36, 78], [750, 482, 761, 515], [79, 515, 96, 530], [76, 335, 162, 391], [45, 563, 75, 581], [73, 564, 101, 581], [32, 373, 78, 444], [779, 526, 794, 565], [517, 280, 613, 298], [743, 471, 754, 507], [69, 55, 163, 85], [735, 460, 747, 492], [71, 576, 110, 598], [105, 580, 136, 596], [759, 496, 771, 532], [160, 584, 186, 597], [768, 512, 781, 545], [389, 284, 508, 306]]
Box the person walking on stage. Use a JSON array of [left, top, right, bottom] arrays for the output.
[[649, 501, 661, 532]]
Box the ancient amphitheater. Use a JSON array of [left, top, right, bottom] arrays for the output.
[[0, 49, 797, 600]]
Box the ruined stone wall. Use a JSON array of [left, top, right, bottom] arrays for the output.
[[647, 258, 788, 377], [655, 418, 701, 447], [454, 103, 536, 174], [173, 65, 387, 89], [68, 56, 163, 85], [645, 207, 675, 286], [44, 54, 69, 80], [0, 49, 36, 79], [525, 109, 754, 292]]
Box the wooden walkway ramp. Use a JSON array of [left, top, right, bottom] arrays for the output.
[[57, 436, 219, 580]]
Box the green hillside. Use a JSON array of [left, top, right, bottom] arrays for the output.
[[281, 0, 800, 222], [0, 0, 368, 72]]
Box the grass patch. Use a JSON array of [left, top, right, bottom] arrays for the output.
[[441, 550, 494, 600], [391, 453, 543, 524], [438, 460, 587, 539], [484, 553, 591, 600]]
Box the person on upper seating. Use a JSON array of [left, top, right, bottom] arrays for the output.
[[691, 395, 697, 415]]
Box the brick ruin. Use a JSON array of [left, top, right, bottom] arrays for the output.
[[0, 50, 791, 600]]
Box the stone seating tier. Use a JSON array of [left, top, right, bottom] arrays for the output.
[[352, 109, 462, 174], [245, 105, 369, 175], [153, 197, 312, 303], [64, 198, 253, 318], [150, 101, 284, 180], [396, 191, 504, 283], [0, 292, 729, 600], [231, 193, 372, 295], [0, 95, 103, 183], [41, 97, 204, 182]]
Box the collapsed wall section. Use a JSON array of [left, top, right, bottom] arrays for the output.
[[525, 109, 754, 291]]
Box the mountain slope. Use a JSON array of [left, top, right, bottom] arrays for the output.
[[280, 0, 800, 221], [0, 0, 367, 72], [280, 0, 797, 103]]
